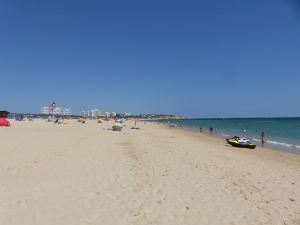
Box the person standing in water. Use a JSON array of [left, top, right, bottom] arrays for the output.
[[261, 132, 266, 147]]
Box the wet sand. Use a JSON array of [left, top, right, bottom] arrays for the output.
[[1, 119, 299, 225]]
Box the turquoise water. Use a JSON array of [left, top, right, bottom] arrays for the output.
[[149, 118, 300, 155]]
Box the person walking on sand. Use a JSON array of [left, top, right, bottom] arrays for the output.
[[209, 127, 213, 135], [200, 126, 202, 133], [261, 132, 266, 147]]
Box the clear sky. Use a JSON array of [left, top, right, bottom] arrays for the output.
[[1, 0, 300, 118]]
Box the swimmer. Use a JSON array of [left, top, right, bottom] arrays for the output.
[[261, 132, 266, 147]]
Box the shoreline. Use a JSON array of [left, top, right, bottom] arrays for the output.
[[154, 121, 300, 158], [148, 120, 300, 156], [187, 127, 300, 156]]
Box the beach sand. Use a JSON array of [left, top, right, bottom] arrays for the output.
[[1, 119, 299, 225]]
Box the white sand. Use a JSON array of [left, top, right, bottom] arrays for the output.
[[1, 119, 299, 225]]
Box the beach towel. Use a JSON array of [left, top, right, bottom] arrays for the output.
[[0, 118, 10, 127]]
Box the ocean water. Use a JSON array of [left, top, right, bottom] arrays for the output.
[[149, 118, 300, 155]]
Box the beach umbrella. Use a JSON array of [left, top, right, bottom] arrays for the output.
[[112, 125, 123, 131], [112, 123, 124, 131]]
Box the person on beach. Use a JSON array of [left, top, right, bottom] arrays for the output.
[[200, 126, 202, 133], [261, 132, 266, 147], [131, 126, 140, 129], [209, 127, 213, 135]]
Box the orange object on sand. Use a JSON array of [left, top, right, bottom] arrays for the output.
[[0, 118, 10, 127]]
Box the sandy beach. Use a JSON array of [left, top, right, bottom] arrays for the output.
[[1, 119, 299, 225]]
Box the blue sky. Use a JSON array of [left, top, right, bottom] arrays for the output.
[[1, 0, 300, 118]]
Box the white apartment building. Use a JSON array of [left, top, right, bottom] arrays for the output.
[[104, 112, 111, 117], [41, 107, 72, 115], [82, 109, 101, 117]]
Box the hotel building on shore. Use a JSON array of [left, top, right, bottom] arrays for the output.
[[82, 109, 101, 117], [104, 112, 116, 118], [41, 107, 72, 115]]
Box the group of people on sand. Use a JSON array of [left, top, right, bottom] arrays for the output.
[[130, 120, 140, 130], [110, 119, 142, 131]]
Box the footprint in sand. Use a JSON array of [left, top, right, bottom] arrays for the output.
[[18, 200, 27, 205]]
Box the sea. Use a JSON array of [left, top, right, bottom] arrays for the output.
[[148, 117, 300, 155]]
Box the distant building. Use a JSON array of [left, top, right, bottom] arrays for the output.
[[41, 107, 72, 115], [82, 109, 101, 117], [90, 109, 101, 117], [82, 110, 89, 117], [104, 112, 110, 117]]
